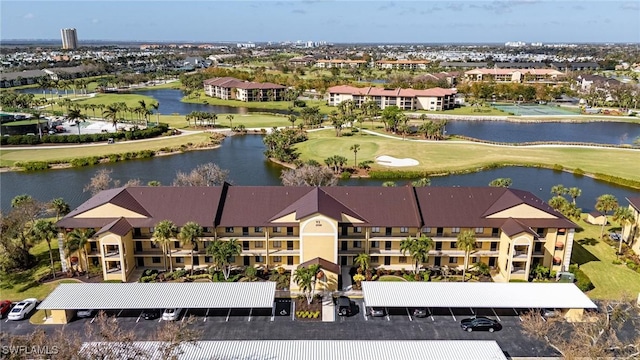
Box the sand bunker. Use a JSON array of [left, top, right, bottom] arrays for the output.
[[375, 155, 419, 167]]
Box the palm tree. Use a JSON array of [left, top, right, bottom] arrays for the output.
[[206, 239, 241, 280], [153, 220, 177, 272], [382, 181, 396, 187], [211, 113, 218, 128], [457, 230, 477, 282], [354, 253, 370, 272], [226, 114, 234, 129], [567, 187, 582, 205], [178, 222, 203, 275], [49, 198, 70, 221], [550, 184, 568, 197], [400, 235, 434, 274], [32, 220, 59, 279], [293, 264, 320, 304], [612, 207, 634, 257], [66, 228, 95, 278], [67, 107, 86, 135], [151, 102, 160, 125], [350, 144, 361, 167], [103, 104, 120, 129], [595, 194, 619, 239], [411, 177, 431, 187]]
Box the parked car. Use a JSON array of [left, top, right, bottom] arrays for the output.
[[368, 307, 385, 317], [8, 298, 37, 321], [460, 316, 502, 332], [337, 296, 351, 316], [77, 309, 95, 318], [162, 308, 182, 321], [413, 308, 428, 318], [609, 232, 621, 241], [0, 300, 12, 318], [142, 309, 161, 320], [541, 308, 560, 318]]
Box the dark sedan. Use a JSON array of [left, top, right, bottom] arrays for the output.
[[142, 309, 161, 320], [460, 316, 502, 332]]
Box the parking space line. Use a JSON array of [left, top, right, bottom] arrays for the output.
[[512, 308, 524, 321], [225, 308, 231, 322], [491, 308, 501, 322], [429, 308, 434, 322], [448, 307, 456, 321], [158, 317, 162, 323], [406, 308, 412, 322], [181, 309, 189, 323], [90, 314, 98, 324], [248, 308, 253, 322], [291, 302, 296, 321], [136, 311, 143, 323], [385, 307, 390, 322], [116, 309, 124, 317], [469, 307, 475, 315], [362, 302, 368, 321], [204, 308, 210, 322], [270, 304, 275, 322]]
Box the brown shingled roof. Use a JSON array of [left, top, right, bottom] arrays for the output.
[[218, 187, 312, 226], [298, 257, 340, 274], [95, 217, 132, 237], [500, 218, 537, 237], [270, 187, 366, 223], [627, 197, 640, 212]]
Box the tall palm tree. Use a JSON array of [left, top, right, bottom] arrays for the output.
[[67, 108, 86, 135], [103, 104, 120, 130], [153, 220, 177, 272], [567, 187, 582, 205], [400, 235, 434, 274], [206, 238, 241, 280], [550, 184, 568, 197], [66, 228, 95, 279], [226, 114, 234, 129], [354, 253, 370, 272], [32, 220, 59, 279], [49, 198, 70, 221], [612, 207, 634, 257], [595, 194, 619, 239], [457, 231, 477, 282], [350, 144, 360, 167], [293, 264, 320, 304], [151, 102, 160, 125], [178, 222, 203, 275]]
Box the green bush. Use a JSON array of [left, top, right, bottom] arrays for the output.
[[340, 172, 351, 180], [573, 168, 585, 177], [593, 173, 640, 190], [569, 264, 594, 292], [14, 161, 49, 171], [552, 164, 564, 172]]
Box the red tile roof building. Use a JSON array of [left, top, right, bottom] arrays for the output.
[[203, 77, 287, 102], [327, 85, 457, 111], [464, 68, 565, 83], [58, 185, 576, 283]]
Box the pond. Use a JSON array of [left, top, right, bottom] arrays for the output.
[[1, 135, 637, 212]]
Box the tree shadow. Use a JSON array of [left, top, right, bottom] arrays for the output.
[[572, 242, 599, 265], [578, 238, 599, 246]]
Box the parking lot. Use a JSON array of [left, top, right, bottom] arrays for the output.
[[0, 298, 559, 357]]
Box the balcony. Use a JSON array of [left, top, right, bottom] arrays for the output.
[[240, 249, 268, 256], [268, 249, 299, 256], [512, 251, 528, 259], [511, 267, 526, 274], [133, 250, 164, 256], [104, 250, 120, 259]]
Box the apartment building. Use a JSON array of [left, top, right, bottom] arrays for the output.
[[327, 85, 456, 111], [622, 197, 640, 255], [60, 28, 78, 50], [57, 185, 576, 284], [376, 60, 430, 70], [315, 59, 367, 69], [464, 68, 564, 83], [203, 77, 286, 102]]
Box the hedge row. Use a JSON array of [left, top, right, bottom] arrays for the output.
[[1, 124, 169, 145], [593, 173, 640, 190], [569, 264, 595, 292], [14, 149, 157, 171]]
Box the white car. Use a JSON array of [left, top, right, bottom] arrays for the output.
[[77, 309, 95, 318], [162, 308, 182, 321], [7, 298, 37, 321]]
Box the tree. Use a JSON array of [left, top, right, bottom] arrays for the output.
[[206, 239, 241, 280], [49, 198, 70, 221], [31, 220, 59, 279], [173, 163, 229, 186], [153, 220, 177, 272], [595, 194, 619, 239], [400, 235, 434, 274], [280, 164, 338, 186], [84, 169, 120, 195], [612, 207, 634, 256], [567, 187, 582, 205], [354, 253, 370, 272], [226, 114, 234, 129], [411, 177, 431, 187], [103, 104, 120, 129], [349, 144, 361, 166], [382, 181, 397, 187], [178, 222, 203, 275], [457, 231, 477, 282], [550, 184, 568, 197], [151, 102, 160, 125], [293, 264, 320, 305], [67, 107, 86, 135], [380, 105, 402, 133], [66, 228, 96, 278], [489, 178, 512, 188]]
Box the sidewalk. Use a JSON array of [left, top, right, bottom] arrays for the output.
[[321, 293, 335, 322]]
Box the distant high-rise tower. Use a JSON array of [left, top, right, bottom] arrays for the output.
[[60, 28, 78, 49]]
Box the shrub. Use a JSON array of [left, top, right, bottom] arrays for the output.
[[552, 164, 563, 172], [340, 172, 351, 180], [612, 259, 623, 265], [15, 161, 49, 171], [573, 168, 585, 177], [569, 264, 594, 292]]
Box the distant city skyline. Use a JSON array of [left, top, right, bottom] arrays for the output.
[[2, 1, 639, 44]]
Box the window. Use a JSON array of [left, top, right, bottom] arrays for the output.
[[475, 227, 484, 234], [371, 256, 379, 263], [150, 242, 158, 248], [353, 241, 362, 248], [422, 227, 431, 234], [255, 256, 264, 263], [534, 242, 543, 253], [371, 227, 380, 233], [176, 257, 184, 264], [149, 227, 155, 233], [353, 226, 362, 233], [450, 241, 457, 249], [371, 241, 379, 248], [558, 228, 566, 235], [536, 228, 545, 237], [173, 241, 180, 249], [273, 256, 282, 263], [449, 257, 458, 264], [492, 228, 500, 236], [202, 227, 209, 233], [242, 227, 249, 235], [435, 242, 442, 251], [273, 227, 281, 233], [134, 228, 141, 237], [225, 227, 234, 233], [399, 256, 407, 263], [254, 227, 263, 233], [152, 257, 161, 264], [452, 227, 460, 234], [255, 241, 264, 249], [400, 227, 409, 233], [228, 256, 236, 263], [490, 242, 498, 251], [205, 256, 212, 263], [287, 227, 294, 236]]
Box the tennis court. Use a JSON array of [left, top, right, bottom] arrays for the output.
[[493, 104, 578, 116]]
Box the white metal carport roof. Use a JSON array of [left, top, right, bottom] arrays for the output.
[[362, 282, 597, 309], [81, 340, 507, 360], [38, 282, 276, 310]]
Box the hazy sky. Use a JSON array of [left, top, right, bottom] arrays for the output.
[[2, 0, 639, 43]]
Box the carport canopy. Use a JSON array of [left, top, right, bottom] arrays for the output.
[[362, 282, 597, 309], [38, 282, 276, 310]]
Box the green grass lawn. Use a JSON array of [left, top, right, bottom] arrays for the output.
[[0, 133, 213, 166], [296, 129, 640, 183], [378, 275, 408, 282], [182, 91, 334, 114], [73, 93, 158, 108], [571, 216, 640, 300], [412, 105, 507, 116]]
